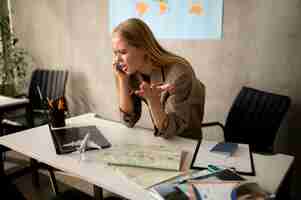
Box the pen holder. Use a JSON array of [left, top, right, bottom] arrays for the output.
[[49, 109, 65, 128]]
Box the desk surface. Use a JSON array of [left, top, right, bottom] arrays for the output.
[[0, 95, 29, 111], [0, 113, 294, 199]]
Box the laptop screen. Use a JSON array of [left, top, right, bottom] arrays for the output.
[[49, 124, 111, 155]]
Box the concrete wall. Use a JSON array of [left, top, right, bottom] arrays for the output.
[[10, 0, 301, 198]]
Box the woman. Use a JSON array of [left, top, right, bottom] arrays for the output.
[[112, 18, 205, 139]]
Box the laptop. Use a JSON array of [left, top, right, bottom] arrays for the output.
[[49, 124, 111, 155], [37, 85, 111, 154]]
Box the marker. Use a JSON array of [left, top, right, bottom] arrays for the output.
[[107, 162, 178, 172], [207, 164, 222, 173]]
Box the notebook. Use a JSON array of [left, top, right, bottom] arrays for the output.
[[49, 125, 111, 155]]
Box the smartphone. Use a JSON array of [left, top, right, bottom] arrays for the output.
[[116, 63, 123, 72]]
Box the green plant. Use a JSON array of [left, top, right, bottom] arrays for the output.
[[0, 15, 32, 96]]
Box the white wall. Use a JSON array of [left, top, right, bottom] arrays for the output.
[[11, 0, 301, 198]]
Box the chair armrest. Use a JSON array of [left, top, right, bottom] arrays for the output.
[[202, 121, 225, 133], [13, 93, 28, 98]]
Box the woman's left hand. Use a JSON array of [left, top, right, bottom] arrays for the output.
[[134, 74, 175, 101]]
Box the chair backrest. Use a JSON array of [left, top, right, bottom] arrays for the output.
[[224, 86, 291, 153], [28, 69, 68, 109]]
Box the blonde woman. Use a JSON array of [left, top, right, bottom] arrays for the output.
[[112, 18, 205, 139]]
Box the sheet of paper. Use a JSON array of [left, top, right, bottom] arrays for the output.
[[193, 141, 252, 173]]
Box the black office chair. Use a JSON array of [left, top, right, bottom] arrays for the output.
[[0, 69, 68, 195], [2, 69, 69, 130], [202, 86, 291, 154]]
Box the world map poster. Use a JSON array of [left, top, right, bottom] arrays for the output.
[[109, 0, 224, 39]]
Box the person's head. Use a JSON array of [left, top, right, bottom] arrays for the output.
[[112, 18, 190, 75]]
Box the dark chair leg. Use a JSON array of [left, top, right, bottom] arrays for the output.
[[30, 158, 40, 187], [25, 105, 34, 128], [0, 150, 5, 177], [94, 185, 104, 200], [0, 114, 4, 177]]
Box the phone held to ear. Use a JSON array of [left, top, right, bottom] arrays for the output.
[[116, 63, 123, 72]]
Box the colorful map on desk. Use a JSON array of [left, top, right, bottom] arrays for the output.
[[99, 144, 181, 170], [109, 0, 224, 39]]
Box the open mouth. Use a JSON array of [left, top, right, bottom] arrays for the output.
[[122, 65, 128, 72]]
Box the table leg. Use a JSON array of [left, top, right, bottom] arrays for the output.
[[0, 150, 4, 177], [49, 168, 59, 195], [30, 158, 40, 187], [0, 113, 4, 177], [0, 112, 4, 136], [93, 185, 104, 200]]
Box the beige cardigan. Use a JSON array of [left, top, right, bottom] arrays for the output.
[[120, 63, 205, 140]]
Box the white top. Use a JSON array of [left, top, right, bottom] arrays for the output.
[[0, 113, 294, 199]]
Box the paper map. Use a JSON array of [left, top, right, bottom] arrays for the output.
[[109, 0, 224, 39], [99, 144, 180, 170], [96, 144, 182, 188]]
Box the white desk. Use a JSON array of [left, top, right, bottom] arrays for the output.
[[0, 113, 294, 199]]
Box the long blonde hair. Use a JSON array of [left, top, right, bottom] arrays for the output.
[[113, 18, 190, 68]]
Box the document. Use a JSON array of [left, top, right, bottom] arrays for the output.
[[191, 141, 255, 175]]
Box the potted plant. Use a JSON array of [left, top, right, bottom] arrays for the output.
[[0, 15, 32, 96]]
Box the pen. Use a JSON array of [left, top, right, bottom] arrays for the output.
[[47, 97, 54, 109], [63, 140, 80, 148], [175, 170, 218, 184], [78, 133, 90, 154], [58, 97, 65, 111], [107, 162, 178, 172], [36, 86, 43, 101]]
